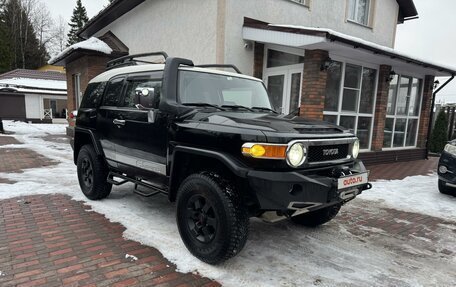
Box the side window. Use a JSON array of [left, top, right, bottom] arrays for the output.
[[102, 77, 125, 106], [122, 79, 162, 108], [80, 82, 107, 108]]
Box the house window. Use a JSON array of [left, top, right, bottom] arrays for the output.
[[289, 0, 310, 7], [73, 74, 82, 107], [383, 75, 422, 148], [348, 0, 371, 26], [323, 61, 377, 150]]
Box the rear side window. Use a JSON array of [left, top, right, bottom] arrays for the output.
[[80, 82, 107, 108], [102, 77, 125, 106]]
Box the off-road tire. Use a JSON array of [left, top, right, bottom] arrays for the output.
[[291, 204, 341, 227], [438, 179, 456, 196], [176, 173, 249, 264], [77, 145, 112, 200]]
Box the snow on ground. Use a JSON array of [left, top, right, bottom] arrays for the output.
[[0, 121, 455, 287], [363, 175, 456, 222]]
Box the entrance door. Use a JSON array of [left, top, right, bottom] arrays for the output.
[[264, 66, 303, 115]]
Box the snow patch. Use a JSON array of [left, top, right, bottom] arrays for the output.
[[49, 37, 112, 65], [125, 254, 138, 262]]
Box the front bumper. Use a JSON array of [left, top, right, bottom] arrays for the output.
[[247, 160, 370, 212], [438, 151, 456, 184]]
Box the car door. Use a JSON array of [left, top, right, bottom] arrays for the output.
[[97, 76, 126, 169], [114, 72, 168, 179]]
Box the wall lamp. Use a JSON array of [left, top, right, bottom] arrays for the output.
[[320, 57, 335, 71], [386, 70, 396, 82], [434, 80, 440, 90]]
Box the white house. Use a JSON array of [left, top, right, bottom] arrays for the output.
[[0, 69, 67, 122], [50, 0, 455, 165]]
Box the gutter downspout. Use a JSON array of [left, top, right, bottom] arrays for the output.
[[426, 75, 455, 159]]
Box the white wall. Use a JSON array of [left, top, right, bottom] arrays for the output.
[[24, 94, 67, 119], [224, 0, 400, 75], [24, 94, 41, 119], [94, 0, 219, 65]]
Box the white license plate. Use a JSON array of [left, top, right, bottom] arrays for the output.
[[338, 172, 368, 190]]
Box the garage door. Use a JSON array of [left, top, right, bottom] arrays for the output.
[[0, 92, 26, 120]]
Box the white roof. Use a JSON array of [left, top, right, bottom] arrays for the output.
[[48, 37, 113, 65], [0, 78, 67, 95], [90, 64, 262, 83], [243, 24, 456, 77]]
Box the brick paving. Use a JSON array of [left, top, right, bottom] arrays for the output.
[[0, 132, 452, 286], [0, 194, 218, 287], [367, 156, 438, 181]]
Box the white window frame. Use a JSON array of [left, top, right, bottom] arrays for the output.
[[323, 57, 379, 152], [347, 0, 372, 26], [383, 74, 424, 150], [288, 0, 310, 7], [73, 73, 82, 108]]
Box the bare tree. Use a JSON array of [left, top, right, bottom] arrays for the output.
[[32, 1, 53, 48], [47, 15, 67, 57]]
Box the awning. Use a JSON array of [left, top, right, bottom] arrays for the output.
[[243, 18, 455, 77]]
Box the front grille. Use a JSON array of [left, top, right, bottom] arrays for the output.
[[307, 144, 349, 163]]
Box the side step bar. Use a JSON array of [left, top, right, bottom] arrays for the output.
[[107, 172, 168, 197]]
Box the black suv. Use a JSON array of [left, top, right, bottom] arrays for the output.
[[73, 52, 371, 264]]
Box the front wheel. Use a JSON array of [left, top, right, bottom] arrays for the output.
[[77, 145, 112, 200], [176, 173, 249, 264], [438, 179, 456, 196], [291, 204, 341, 227]]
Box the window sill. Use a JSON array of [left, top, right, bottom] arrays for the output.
[[285, 0, 310, 9], [346, 19, 373, 30]]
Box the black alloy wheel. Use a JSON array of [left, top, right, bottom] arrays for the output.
[[176, 173, 249, 264], [186, 195, 218, 243], [77, 145, 112, 200], [80, 158, 93, 188]]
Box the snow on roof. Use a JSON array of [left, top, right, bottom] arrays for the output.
[[269, 24, 456, 74], [48, 37, 113, 65], [0, 78, 66, 90]]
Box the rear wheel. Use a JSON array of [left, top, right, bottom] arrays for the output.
[[176, 173, 249, 264], [291, 204, 341, 227], [77, 145, 112, 200], [438, 179, 456, 196]]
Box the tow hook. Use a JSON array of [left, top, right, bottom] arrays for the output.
[[363, 183, 372, 191]]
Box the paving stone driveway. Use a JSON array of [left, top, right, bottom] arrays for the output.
[[0, 133, 454, 286]]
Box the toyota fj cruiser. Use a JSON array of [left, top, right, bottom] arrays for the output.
[[73, 52, 371, 264]]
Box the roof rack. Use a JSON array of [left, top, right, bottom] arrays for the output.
[[106, 52, 169, 70], [195, 64, 242, 74]]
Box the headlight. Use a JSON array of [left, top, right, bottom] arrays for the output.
[[444, 143, 456, 155], [286, 143, 306, 167], [352, 139, 360, 159]]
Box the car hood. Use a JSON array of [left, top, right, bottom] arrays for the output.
[[186, 111, 349, 135]]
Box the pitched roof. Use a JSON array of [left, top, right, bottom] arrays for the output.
[[0, 69, 66, 81]]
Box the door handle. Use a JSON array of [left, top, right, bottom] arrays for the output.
[[113, 119, 125, 127]]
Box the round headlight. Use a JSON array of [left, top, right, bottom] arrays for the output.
[[287, 143, 306, 167], [352, 139, 360, 159]]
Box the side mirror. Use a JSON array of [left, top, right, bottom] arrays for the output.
[[135, 87, 156, 109], [134, 87, 157, 123]]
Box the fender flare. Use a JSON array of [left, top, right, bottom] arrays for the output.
[[73, 127, 103, 164]]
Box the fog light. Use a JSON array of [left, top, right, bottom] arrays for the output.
[[439, 165, 448, 174]]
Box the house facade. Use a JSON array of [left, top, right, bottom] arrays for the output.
[[51, 0, 455, 164], [0, 69, 67, 123]]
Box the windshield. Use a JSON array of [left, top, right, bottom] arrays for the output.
[[178, 70, 272, 110]]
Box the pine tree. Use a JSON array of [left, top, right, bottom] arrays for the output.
[[430, 109, 449, 153], [67, 0, 88, 46], [0, 0, 11, 73]]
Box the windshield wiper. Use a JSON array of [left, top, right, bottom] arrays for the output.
[[251, 106, 278, 114], [221, 104, 254, 112], [182, 103, 226, 111]]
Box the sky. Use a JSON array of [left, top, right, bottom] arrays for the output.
[[390, 0, 456, 104], [45, 0, 456, 103], [46, 0, 109, 22]]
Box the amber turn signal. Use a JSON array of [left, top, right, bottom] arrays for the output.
[[242, 143, 287, 159]]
